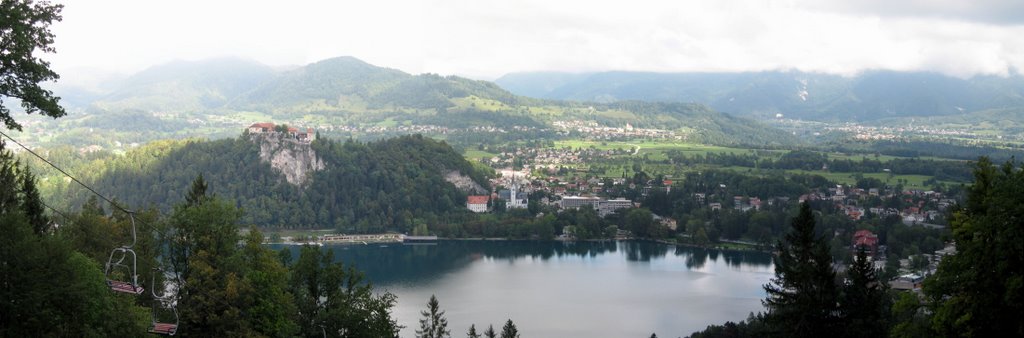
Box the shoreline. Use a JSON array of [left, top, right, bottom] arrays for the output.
[[267, 236, 772, 253]]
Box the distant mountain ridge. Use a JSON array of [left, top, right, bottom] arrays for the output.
[[231, 56, 528, 114], [95, 58, 276, 112], [495, 70, 1024, 121], [50, 56, 797, 146]]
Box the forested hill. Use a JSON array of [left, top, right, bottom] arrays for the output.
[[495, 70, 1024, 122], [46, 56, 797, 147], [92, 58, 277, 112], [232, 56, 532, 114], [48, 134, 490, 231]]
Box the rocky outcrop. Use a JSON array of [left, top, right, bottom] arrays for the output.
[[251, 133, 324, 186], [444, 170, 487, 194]]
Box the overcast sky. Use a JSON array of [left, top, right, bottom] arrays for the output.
[[49, 0, 1024, 80]]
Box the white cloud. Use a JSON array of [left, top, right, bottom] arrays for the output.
[[47, 0, 1024, 80]]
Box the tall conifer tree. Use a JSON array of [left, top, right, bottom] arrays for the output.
[[840, 246, 889, 336], [417, 294, 451, 338], [762, 202, 839, 336]]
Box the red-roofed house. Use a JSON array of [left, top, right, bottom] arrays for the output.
[[853, 229, 879, 256], [248, 122, 275, 133], [467, 195, 489, 213]]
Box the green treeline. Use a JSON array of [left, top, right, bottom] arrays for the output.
[[846, 140, 1024, 162], [45, 134, 490, 231], [663, 149, 975, 182]]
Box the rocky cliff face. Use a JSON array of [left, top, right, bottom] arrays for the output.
[[444, 170, 487, 194], [251, 133, 324, 186]]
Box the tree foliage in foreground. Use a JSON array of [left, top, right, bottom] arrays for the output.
[[163, 176, 403, 337], [925, 157, 1024, 337], [691, 202, 891, 338], [289, 244, 401, 337], [0, 141, 147, 336], [0, 0, 66, 130], [2, 169, 403, 337]]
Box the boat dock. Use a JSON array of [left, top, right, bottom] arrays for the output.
[[320, 233, 403, 244]]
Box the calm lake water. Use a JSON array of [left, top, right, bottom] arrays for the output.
[[277, 240, 774, 337]]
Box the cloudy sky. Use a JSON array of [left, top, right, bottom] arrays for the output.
[[49, 0, 1024, 80]]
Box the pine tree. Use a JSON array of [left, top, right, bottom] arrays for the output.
[[184, 173, 208, 207], [467, 324, 481, 338], [762, 202, 839, 336], [500, 319, 519, 338], [417, 294, 451, 338], [840, 245, 889, 336], [18, 169, 47, 234], [483, 325, 497, 338], [0, 142, 19, 214]]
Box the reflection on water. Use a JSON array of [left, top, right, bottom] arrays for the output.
[[274, 240, 772, 285], [270, 240, 773, 337]]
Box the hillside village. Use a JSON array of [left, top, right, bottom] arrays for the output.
[[469, 154, 959, 292]]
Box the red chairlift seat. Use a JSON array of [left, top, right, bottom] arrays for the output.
[[104, 213, 143, 295], [150, 268, 180, 336], [148, 322, 178, 335], [107, 279, 144, 295]]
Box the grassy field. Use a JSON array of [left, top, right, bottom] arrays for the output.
[[463, 149, 497, 160], [781, 170, 952, 189]]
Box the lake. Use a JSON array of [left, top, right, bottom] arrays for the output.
[[278, 240, 774, 337]]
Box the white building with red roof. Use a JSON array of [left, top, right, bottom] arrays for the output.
[[467, 195, 489, 213]]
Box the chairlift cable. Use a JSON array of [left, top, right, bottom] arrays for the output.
[[0, 130, 161, 231]]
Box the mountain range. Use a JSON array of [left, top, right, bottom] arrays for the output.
[[495, 70, 1024, 121], [46, 56, 796, 146]]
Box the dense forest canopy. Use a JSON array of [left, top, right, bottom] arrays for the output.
[[42, 133, 490, 232]]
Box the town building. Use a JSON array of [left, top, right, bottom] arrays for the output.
[[507, 178, 528, 209], [853, 229, 880, 256], [466, 195, 489, 213], [560, 196, 601, 209], [246, 123, 316, 142], [597, 198, 633, 217], [248, 122, 275, 133], [889, 274, 924, 291]]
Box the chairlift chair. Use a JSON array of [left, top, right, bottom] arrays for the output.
[[149, 269, 179, 335], [104, 212, 143, 294]]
